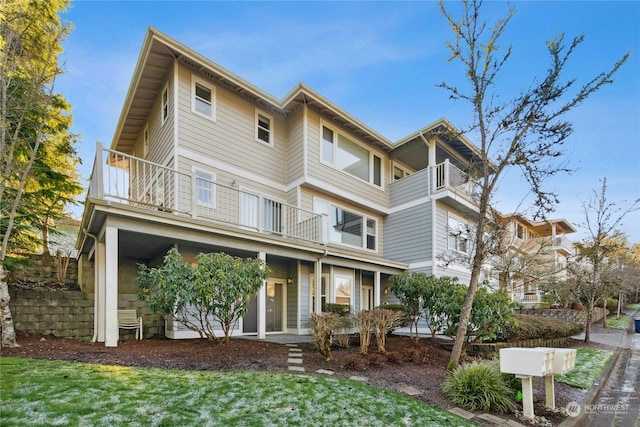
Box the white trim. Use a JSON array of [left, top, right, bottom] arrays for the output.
[[303, 103, 308, 178], [191, 74, 216, 121], [255, 108, 274, 147], [306, 175, 388, 215], [172, 60, 179, 161]]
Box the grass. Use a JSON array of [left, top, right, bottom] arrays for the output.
[[0, 357, 477, 427], [606, 314, 630, 330], [626, 303, 640, 310], [555, 347, 613, 389]]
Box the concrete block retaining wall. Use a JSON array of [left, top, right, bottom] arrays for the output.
[[518, 307, 607, 325], [8, 290, 164, 340]]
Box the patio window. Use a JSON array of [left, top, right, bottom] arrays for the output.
[[334, 273, 353, 307], [448, 215, 469, 254], [314, 198, 378, 251], [195, 170, 215, 208]]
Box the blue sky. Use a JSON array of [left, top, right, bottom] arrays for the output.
[[58, 1, 640, 243]]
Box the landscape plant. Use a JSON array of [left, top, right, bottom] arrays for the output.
[[356, 310, 374, 355], [308, 311, 341, 361], [137, 248, 268, 343], [372, 308, 405, 353], [389, 271, 428, 341], [442, 361, 516, 413]]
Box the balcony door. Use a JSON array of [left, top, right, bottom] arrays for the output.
[[239, 191, 283, 234], [266, 280, 285, 333]]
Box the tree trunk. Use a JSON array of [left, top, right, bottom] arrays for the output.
[[602, 298, 607, 328], [0, 264, 19, 348], [584, 305, 592, 343], [449, 266, 481, 368]]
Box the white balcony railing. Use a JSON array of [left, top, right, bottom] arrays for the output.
[[88, 143, 324, 244], [431, 159, 475, 198]]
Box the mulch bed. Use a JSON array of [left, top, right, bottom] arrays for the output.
[[1, 331, 612, 426]]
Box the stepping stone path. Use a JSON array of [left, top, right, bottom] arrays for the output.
[[285, 344, 305, 373]]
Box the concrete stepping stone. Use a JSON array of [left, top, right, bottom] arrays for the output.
[[398, 386, 423, 396], [287, 358, 303, 364], [348, 376, 368, 382], [288, 348, 302, 352], [288, 353, 302, 358], [477, 413, 508, 425], [288, 366, 305, 372], [447, 407, 475, 420], [285, 344, 298, 347], [316, 369, 334, 375]]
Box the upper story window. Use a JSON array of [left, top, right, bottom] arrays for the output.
[[161, 84, 169, 124], [255, 109, 273, 146], [393, 164, 412, 182], [191, 75, 216, 121], [321, 123, 382, 187], [448, 215, 469, 254], [516, 223, 526, 241], [314, 198, 377, 251], [194, 169, 215, 208]]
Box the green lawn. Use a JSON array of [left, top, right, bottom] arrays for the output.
[[555, 347, 613, 389], [606, 314, 630, 330], [626, 303, 640, 310], [0, 357, 477, 427]]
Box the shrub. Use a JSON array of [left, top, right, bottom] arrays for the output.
[[570, 301, 583, 310], [368, 353, 385, 368], [343, 354, 367, 371], [442, 361, 516, 413], [497, 313, 583, 342], [308, 312, 341, 361], [404, 346, 430, 364], [372, 309, 405, 352], [357, 310, 374, 355], [334, 315, 355, 348], [386, 351, 403, 365], [324, 303, 351, 317], [541, 294, 557, 305], [606, 298, 618, 312]]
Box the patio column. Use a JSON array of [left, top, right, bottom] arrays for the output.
[[257, 252, 266, 339], [314, 258, 323, 313], [96, 240, 106, 343], [373, 271, 381, 308], [104, 226, 119, 347]]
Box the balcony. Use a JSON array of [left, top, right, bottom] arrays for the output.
[[430, 159, 477, 212], [87, 144, 325, 245]]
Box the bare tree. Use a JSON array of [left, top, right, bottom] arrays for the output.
[[437, 0, 629, 366], [569, 179, 639, 341]]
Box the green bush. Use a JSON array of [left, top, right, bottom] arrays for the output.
[[606, 298, 618, 312], [497, 314, 583, 342], [541, 294, 557, 305], [324, 303, 351, 317], [442, 361, 516, 413]]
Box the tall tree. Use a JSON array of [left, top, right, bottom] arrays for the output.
[[569, 179, 639, 341], [437, 0, 629, 366], [0, 0, 73, 347]]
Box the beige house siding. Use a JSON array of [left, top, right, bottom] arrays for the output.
[[304, 108, 388, 209], [176, 65, 288, 186], [286, 107, 305, 184]]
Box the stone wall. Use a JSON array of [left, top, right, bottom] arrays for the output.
[[8, 290, 164, 340], [518, 307, 608, 325], [9, 253, 78, 284]]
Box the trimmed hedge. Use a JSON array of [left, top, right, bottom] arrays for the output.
[[497, 313, 583, 342]]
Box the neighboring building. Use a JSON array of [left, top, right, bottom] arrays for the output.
[[77, 28, 488, 346], [495, 213, 576, 307]]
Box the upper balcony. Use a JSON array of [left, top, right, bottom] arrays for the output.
[[87, 144, 325, 246], [390, 159, 477, 212]]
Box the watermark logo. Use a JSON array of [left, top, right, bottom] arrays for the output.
[[566, 401, 581, 417]]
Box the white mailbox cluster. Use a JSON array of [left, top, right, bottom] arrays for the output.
[[499, 347, 577, 420]]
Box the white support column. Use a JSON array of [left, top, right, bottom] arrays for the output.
[[104, 226, 119, 347], [96, 241, 106, 343], [315, 259, 323, 313], [518, 375, 535, 420], [257, 252, 267, 339], [373, 271, 381, 308], [545, 374, 556, 409]]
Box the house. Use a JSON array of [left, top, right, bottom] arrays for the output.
[[495, 213, 576, 307], [76, 28, 487, 347]]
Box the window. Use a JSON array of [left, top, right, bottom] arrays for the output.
[[255, 110, 273, 146], [448, 215, 469, 253], [195, 170, 215, 208], [314, 198, 377, 251], [516, 223, 526, 241], [191, 75, 216, 121], [393, 164, 412, 182], [321, 124, 382, 187], [161, 84, 169, 124], [334, 274, 353, 306], [143, 123, 149, 156], [310, 274, 328, 312], [263, 198, 282, 233]]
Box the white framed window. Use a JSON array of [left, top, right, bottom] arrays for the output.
[[143, 123, 149, 156], [320, 122, 382, 187], [310, 273, 329, 313], [333, 273, 353, 307], [448, 214, 469, 254], [161, 84, 169, 124], [516, 223, 526, 241], [255, 109, 274, 146], [191, 75, 216, 121], [194, 168, 215, 208], [393, 163, 412, 182], [314, 197, 377, 251]]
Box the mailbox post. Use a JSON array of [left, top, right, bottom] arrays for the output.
[[499, 347, 577, 419]]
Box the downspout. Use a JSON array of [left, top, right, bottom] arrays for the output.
[[83, 228, 99, 343]]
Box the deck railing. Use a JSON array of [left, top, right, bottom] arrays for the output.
[[88, 143, 324, 244], [431, 159, 475, 198]]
